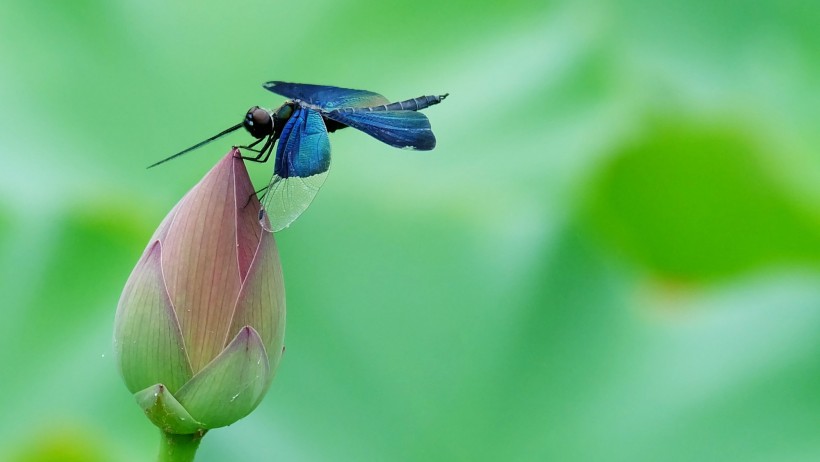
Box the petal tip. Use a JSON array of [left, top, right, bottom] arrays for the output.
[[236, 325, 263, 347], [135, 383, 204, 434], [146, 239, 162, 257]]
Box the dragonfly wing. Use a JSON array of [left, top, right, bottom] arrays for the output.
[[260, 108, 331, 232], [326, 110, 437, 150], [263, 81, 389, 109]]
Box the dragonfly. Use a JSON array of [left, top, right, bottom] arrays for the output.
[[149, 81, 448, 232]]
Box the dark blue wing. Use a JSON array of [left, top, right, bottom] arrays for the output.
[[325, 110, 436, 150], [263, 81, 389, 110], [273, 107, 331, 178], [260, 108, 331, 232]]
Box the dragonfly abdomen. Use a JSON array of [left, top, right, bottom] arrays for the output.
[[339, 94, 448, 113]]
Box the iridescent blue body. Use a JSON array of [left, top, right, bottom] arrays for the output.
[[257, 81, 448, 231], [150, 81, 448, 232]]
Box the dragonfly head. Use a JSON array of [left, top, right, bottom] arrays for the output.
[[243, 106, 273, 139]]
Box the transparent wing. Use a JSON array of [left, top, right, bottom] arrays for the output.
[[326, 110, 437, 150], [263, 81, 389, 110], [260, 108, 331, 232], [260, 172, 329, 232]]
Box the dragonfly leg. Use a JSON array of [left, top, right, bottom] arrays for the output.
[[256, 142, 275, 163], [235, 136, 269, 157], [234, 137, 264, 151], [243, 185, 270, 208], [239, 136, 274, 163]]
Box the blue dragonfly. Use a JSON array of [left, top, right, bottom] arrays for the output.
[[150, 81, 448, 231]]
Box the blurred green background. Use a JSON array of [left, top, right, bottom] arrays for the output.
[[1, 0, 819, 460]]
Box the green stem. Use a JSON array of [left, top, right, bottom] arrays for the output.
[[157, 430, 206, 462]]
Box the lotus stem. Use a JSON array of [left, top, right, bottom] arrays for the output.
[[157, 430, 206, 462]]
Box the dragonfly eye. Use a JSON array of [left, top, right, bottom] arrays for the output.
[[243, 106, 273, 139]]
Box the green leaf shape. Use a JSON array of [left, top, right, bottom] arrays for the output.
[[114, 241, 192, 394], [175, 326, 271, 429], [584, 119, 820, 282], [227, 228, 286, 380], [134, 383, 205, 435]]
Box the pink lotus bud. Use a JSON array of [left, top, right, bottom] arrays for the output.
[[114, 149, 285, 433]]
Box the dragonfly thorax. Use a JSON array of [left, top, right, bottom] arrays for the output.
[[274, 102, 294, 121], [243, 106, 273, 139]]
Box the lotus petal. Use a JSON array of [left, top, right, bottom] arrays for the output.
[[161, 154, 244, 373], [175, 326, 270, 428], [135, 384, 204, 435], [231, 149, 265, 282], [227, 228, 286, 374], [114, 241, 192, 393]]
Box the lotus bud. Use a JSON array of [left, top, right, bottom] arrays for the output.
[[114, 149, 286, 437]]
